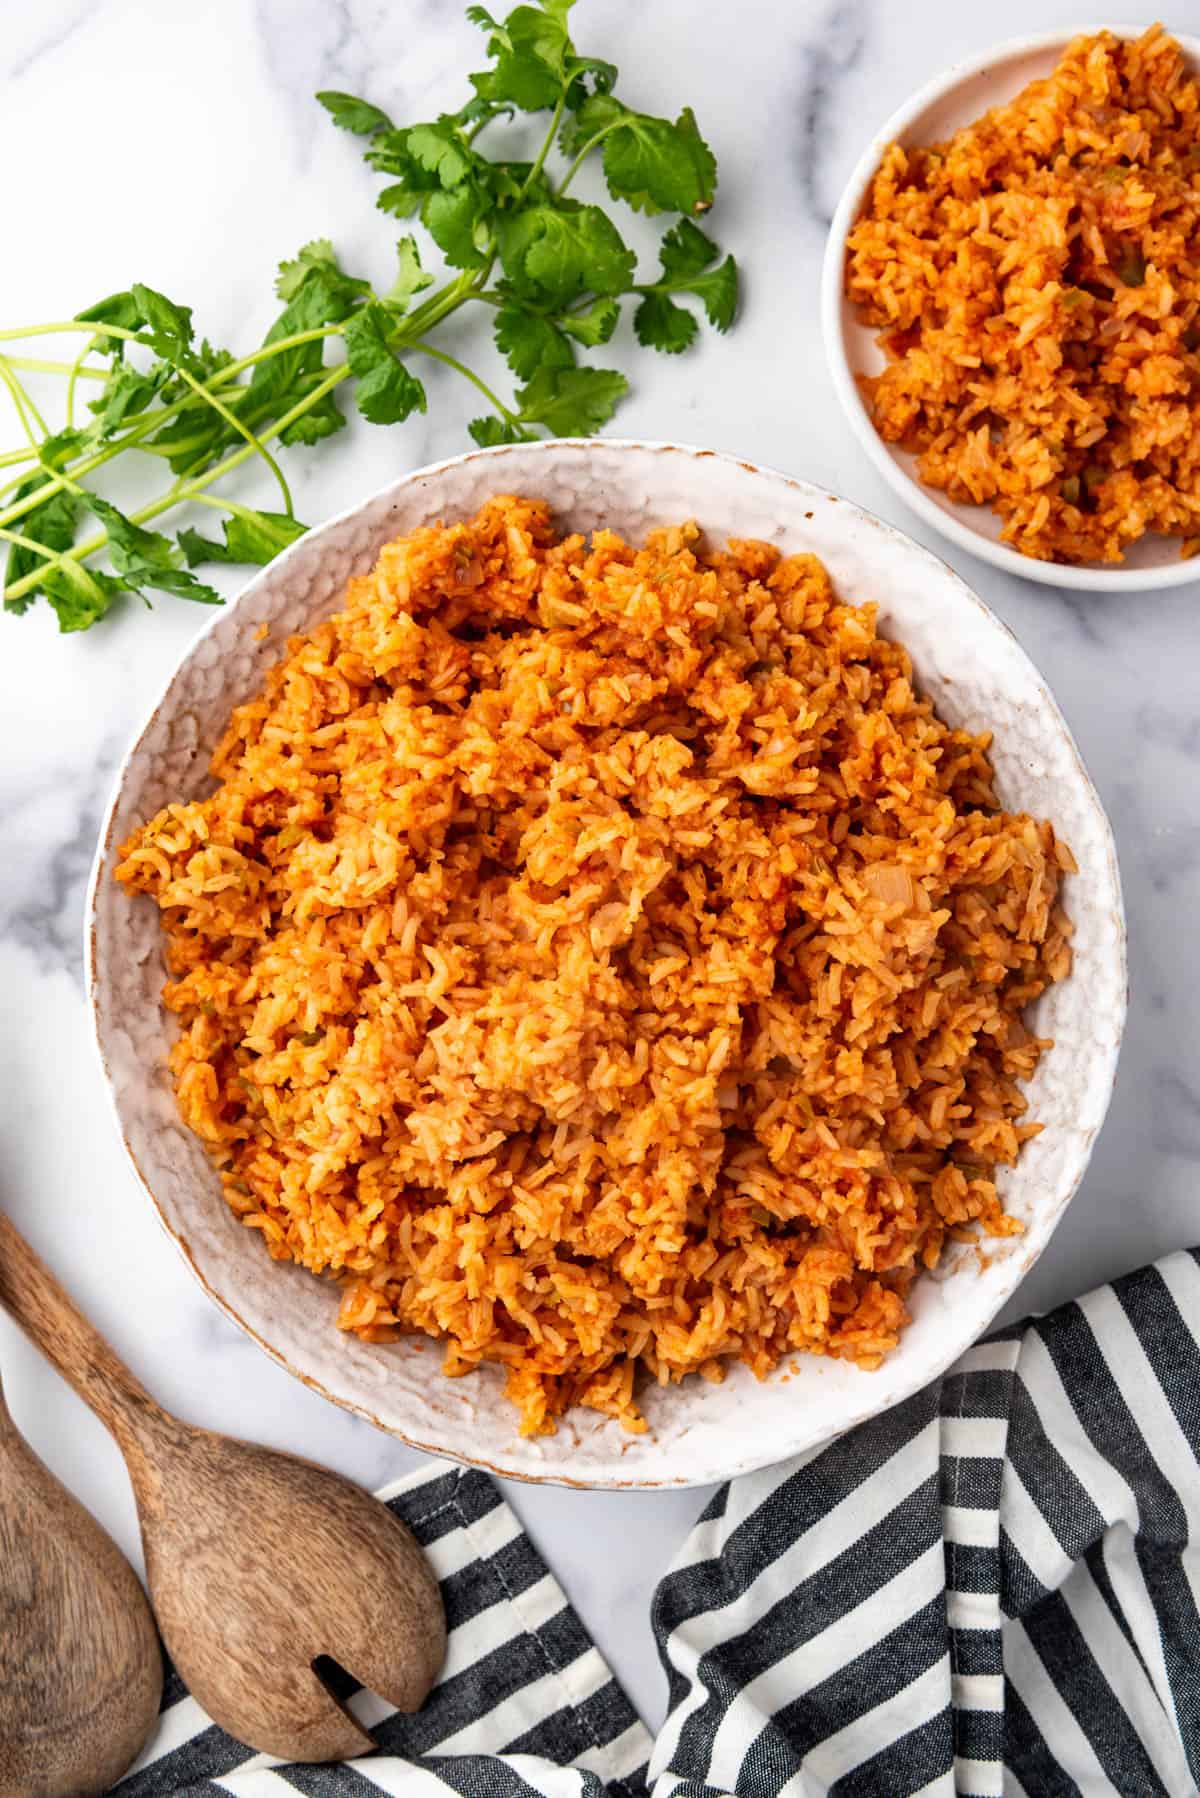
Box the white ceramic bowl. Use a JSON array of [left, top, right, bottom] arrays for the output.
[[822, 26, 1200, 592], [88, 440, 1126, 1487]]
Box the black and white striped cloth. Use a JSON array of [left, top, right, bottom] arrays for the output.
[[116, 1250, 1200, 1796]]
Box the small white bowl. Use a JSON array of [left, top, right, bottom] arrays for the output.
[[88, 440, 1126, 1487], [821, 26, 1200, 592]]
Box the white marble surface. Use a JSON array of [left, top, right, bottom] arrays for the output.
[[0, 0, 1196, 1739]]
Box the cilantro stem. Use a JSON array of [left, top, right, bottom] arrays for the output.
[[0, 262, 478, 546], [2, 365, 351, 606], [65, 337, 101, 429], [634, 278, 715, 296], [167, 364, 349, 508], [0, 266, 482, 560], [408, 339, 522, 425], [523, 92, 566, 196], [0, 449, 106, 517], [0, 363, 93, 586], [2, 355, 106, 382], [171, 361, 296, 519], [0, 523, 56, 556], [401, 266, 487, 337], [0, 522, 86, 586], [0, 449, 36, 469], [188, 493, 273, 522], [0, 317, 340, 380], [0, 459, 90, 522], [0, 269, 482, 523], [0, 274, 474, 535], [557, 120, 623, 197], [0, 320, 139, 346], [0, 328, 341, 517], [0, 362, 48, 452], [194, 325, 342, 385]]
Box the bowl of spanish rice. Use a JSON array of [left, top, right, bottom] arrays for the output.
[[823, 25, 1200, 589], [89, 440, 1126, 1486]]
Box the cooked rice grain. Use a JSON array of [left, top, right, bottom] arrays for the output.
[[846, 26, 1200, 564], [117, 497, 1073, 1435]]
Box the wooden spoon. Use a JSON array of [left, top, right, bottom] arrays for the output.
[[0, 1373, 162, 1798], [0, 1215, 446, 1763]]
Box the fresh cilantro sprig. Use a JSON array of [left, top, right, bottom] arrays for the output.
[[0, 0, 738, 632]]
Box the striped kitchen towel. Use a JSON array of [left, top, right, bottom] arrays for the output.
[[116, 1249, 1200, 1796]]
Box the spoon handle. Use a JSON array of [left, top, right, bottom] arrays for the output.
[[0, 1214, 163, 1457]]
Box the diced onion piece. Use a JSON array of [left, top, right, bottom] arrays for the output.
[[863, 863, 914, 907]]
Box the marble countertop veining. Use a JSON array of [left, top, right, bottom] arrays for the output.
[[1, 0, 1196, 1736]]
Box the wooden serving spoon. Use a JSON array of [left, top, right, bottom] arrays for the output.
[[0, 1215, 446, 1763], [0, 1373, 162, 1798]]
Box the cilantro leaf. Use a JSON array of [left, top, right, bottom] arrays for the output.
[[3, 479, 80, 613], [470, 2, 572, 111], [468, 414, 530, 447], [496, 201, 635, 307], [41, 566, 128, 634], [75, 285, 194, 362], [405, 121, 476, 187], [569, 59, 617, 100], [557, 89, 618, 155], [40, 429, 87, 467], [75, 290, 144, 352], [634, 291, 698, 353], [85, 496, 222, 605], [494, 305, 573, 380], [174, 338, 233, 387], [516, 365, 628, 435], [130, 284, 195, 359], [558, 296, 619, 347], [652, 220, 739, 329], [377, 182, 423, 219], [84, 496, 179, 572], [262, 253, 369, 433], [612, 105, 715, 215], [147, 408, 238, 476], [566, 96, 716, 215], [35, 429, 89, 477], [421, 183, 490, 268], [279, 391, 348, 446], [177, 529, 219, 566], [276, 239, 336, 301], [690, 254, 738, 330], [250, 257, 364, 409], [179, 509, 307, 567], [124, 565, 223, 606], [89, 362, 170, 437], [316, 91, 393, 136], [343, 302, 428, 424], [455, 91, 510, 129], [282, 255, 369, 326], [384, 237, 435, 314], [658, 216, 716, 281], [364, 127, 443, 186], [76, 291, 143, 330], [276, 239, 370, 304]]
